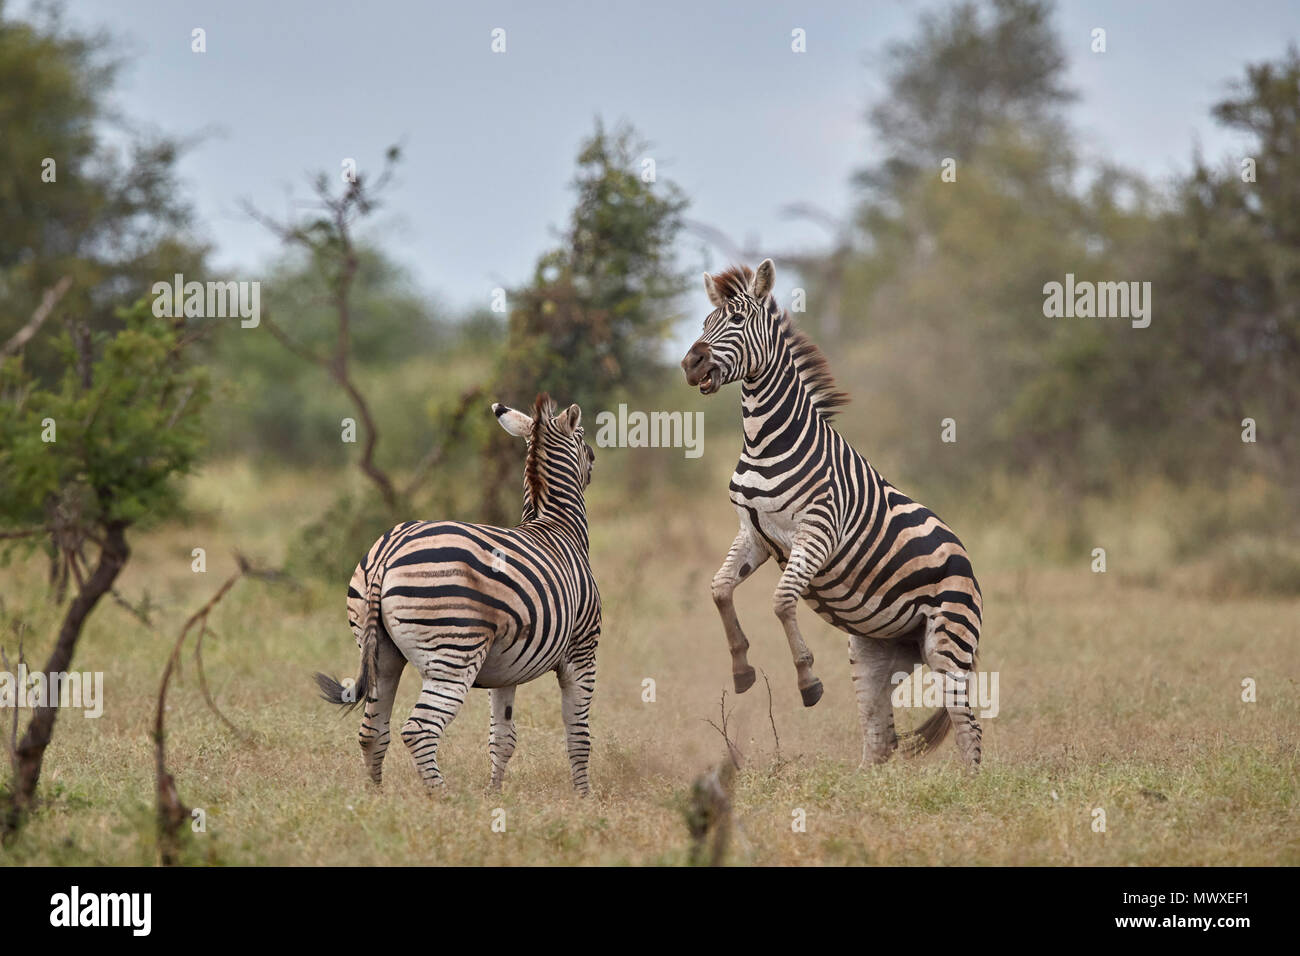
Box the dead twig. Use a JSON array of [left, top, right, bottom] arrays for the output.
[[154, 553, 278, 864], [761, 668, 783, 762], [702, 690, 743, 770]]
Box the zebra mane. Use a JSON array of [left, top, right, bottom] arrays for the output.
[[710, 264, 756, 302], [780, 314, 850, 421], [524, 393, 558, 514], [709, 264, 851, 421]]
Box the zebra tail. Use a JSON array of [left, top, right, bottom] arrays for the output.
[[314, 578, 381, 714], [899, 709, 951, 758]]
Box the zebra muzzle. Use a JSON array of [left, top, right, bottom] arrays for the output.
[[681, 345, 720, 393]]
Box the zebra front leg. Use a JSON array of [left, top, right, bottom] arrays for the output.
[[557, 655, 596, 796], [711, 528, 769, 694], [357, 632, 408, 784], [774, 520, 833, 707], [400, 634, 490, 789], [488, 685, 517, 791]]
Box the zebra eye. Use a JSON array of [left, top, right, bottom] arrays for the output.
[[729, 312, 744, 323]]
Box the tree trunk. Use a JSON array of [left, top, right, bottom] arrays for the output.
[[3, 521, 129, 835]]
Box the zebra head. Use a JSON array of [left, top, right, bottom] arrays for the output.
[[681, 258, 780, 396], [493, 394, 596, 498]]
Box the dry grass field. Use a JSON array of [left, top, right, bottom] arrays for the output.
[[2, 458, 1297, 866]]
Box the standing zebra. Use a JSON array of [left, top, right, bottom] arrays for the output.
[[681, 260, 983, 769], [315, 395, 600, 793]]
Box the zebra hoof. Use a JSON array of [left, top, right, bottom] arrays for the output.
[[733, 667, 757, 694], [800, 680, 824, 708]]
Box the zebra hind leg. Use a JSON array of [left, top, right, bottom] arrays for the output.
[[920, 616, 982, 771], [400, 633, 490, 789], [557, 657, 596, 796], [357, 630, 407, 785], [488, 685, 518, 791]]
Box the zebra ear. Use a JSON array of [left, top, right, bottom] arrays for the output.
[[750, 258, 775, 299], [492, 402, 534, 439], [703, 272, 723, 308], [561, 404, 582, 434]]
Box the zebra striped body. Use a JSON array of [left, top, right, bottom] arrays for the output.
[[316, 395, 599, 793], [682, 259, 983, 769]]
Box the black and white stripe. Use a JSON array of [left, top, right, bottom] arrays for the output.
[[315, 394, 600, 793], [682, 259, 983, 769]]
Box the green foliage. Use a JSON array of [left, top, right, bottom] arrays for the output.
[[0, 6, 206, 382], [810, 1, 1299, 511], [1031, 47, 1300, 490], [0, 300, 209, 540], [858, 0, 1073, 200], [502, 119, 689, 412], [286, 490, 396, 583], [477, 119, 691, 524]]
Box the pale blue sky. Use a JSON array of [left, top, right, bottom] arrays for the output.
[[40, 0, 1300, 316]]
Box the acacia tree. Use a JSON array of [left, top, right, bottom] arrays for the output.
[[0, 300, 208, 834], [243, 150, 406, 510], [244, 149, 482, 517], [483, 120, 689, 523]]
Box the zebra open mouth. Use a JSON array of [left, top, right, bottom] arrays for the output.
[[699, 369, 719, 394]]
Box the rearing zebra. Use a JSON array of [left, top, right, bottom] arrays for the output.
[[681, 259, 983, 769], [315, 394, 600, 793]]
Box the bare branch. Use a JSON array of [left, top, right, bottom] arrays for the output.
[[242, 154, 404, 511], [164, 384, 196, 430], [192, 622, 241, 736], [761, 668, 782, 758], [154, 562, 250, 864], [403, 386, 484, 498], [110, 588, 156, 629], [2, 277, 72, 358], [259, 311, 330, 368], [702, 690, 743, 770]]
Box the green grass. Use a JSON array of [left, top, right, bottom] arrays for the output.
[[1, 461, 1297, 865]]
